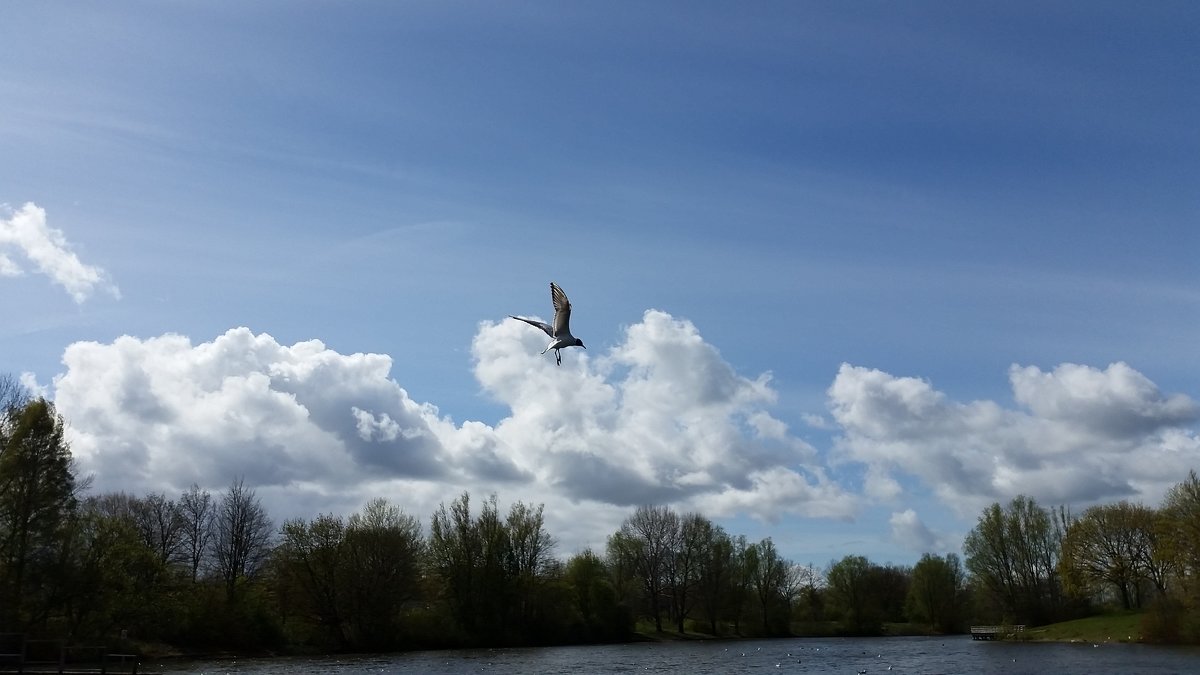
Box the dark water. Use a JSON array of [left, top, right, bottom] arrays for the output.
[[156, 636, 1200, 674]]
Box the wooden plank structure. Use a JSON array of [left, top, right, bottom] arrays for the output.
[[0, 634, 148, 674], [970, 624, 1026, 640]]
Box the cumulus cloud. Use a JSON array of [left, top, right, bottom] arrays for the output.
[[0, 202, 119, 302], [473, 310, 847, 519], [51, 312, 852, 553], [889, 509, 946, 554], [47, 314, 1197, 555], [829, 362, 1200, 516]]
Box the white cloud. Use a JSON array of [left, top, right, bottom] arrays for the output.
[[889, 509, 946, 554], [0, 202, 119, 302], [829, 362, 1200, 516], [46, 317, 1198, 556], [51, 312, 852, 553]]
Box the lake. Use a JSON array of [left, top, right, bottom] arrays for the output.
[[155, 636, 1200, 674]]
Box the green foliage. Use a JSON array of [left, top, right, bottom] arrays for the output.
[[564, 549, 630, 642], [906, 553, 967, 633], [1060, 502, 1159, 610], [5, 373, 1199, 655], [963, 495, 1066, 624], [825, 555, 883, 634], [0, 398, 79, 630], [427, 492, 562, 645]]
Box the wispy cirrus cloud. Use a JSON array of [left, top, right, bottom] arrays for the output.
[[0, 202, 119, 303]]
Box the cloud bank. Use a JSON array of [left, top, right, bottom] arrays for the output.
[[52, 311, 851, 551], [830, 362, 1200, 517], [44, 314, 1200, 554], [0, 202, 119, 302]]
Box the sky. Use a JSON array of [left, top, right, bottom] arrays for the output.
[[2, 1, 1197, 568]]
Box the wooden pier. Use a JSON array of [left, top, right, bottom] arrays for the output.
[[970, 624, 1026, 640], [0, 634, 150, 674]]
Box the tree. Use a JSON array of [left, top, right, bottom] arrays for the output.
[[1061, 502, 1158, 609], [694, 522, 732, 635], [131, 492, 186, 568], [964, 495, 1064, 624], [727, 534, 753, 634], [342, 498, 423, 648], [666, 512, 708, 633], [0, 374, 29, 417], [564, 549, 628, 641], [179, 484, 215, 582], [211, 477, 273, 600], [0, 398, 79, 628], [825, 555, 880, 634], [871, 563, 912, 624], [793, 563, 825, 623], [748, 537, 797, 635], [1159, 472, 1200, 586], [429, 492, 529, 642], [276, 513, 348, 647], [505, 500, 555, 631], [906, 553, 966, 632], [54, 499, 167, 640], [1158, 471, 1200, 628], [609, 505, 679, 632]]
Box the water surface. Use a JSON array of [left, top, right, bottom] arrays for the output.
[[157, 636, 1200, 674]]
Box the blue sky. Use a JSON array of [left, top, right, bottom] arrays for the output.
[[2, 1, 1197, 567]]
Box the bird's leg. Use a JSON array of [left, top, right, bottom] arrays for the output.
[[555, 350, 562, 366]]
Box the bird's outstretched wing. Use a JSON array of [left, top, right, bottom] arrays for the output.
[[509, 315, 554, 337], [550, 282, 572, 337]]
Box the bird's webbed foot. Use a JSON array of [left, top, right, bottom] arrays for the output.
[[555, 351, 562, 366]]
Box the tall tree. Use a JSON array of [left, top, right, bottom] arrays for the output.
[[727, 534, 753, 634], [0, 374, 29, 417], [749, 537, 796, 635], [429, 492, 522, 642], [54, 500, 166, 640], [179, 484, 215, 582], [964, 495, 1064, 624], [609, 505, 679, 632], [505, 500, 555, 629], [906, 553, 966, 632], [793, 563, 825, 622], [1159, 472, 1200, 600], [211, 477, 273, 600], [564, 549, 627, 641], [0, 398, 78, 628], [694, 522, 732, 635], [666, 512, 708, 633], [276, 513, 348, 648], [1061, 501, 1158, 609], [826, 554, 880, 634], [131, 492, 186, 567], [342, 498, 423, 648]]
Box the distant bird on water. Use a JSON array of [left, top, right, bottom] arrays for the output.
[[510, 282, 586, 366]]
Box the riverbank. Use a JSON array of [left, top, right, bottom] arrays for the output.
[[1017, 612, 1144, 644]]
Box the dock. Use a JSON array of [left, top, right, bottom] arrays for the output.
[[970, 624, 1026, 640]]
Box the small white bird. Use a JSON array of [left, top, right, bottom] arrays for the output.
[[510, 282, 586, 366]]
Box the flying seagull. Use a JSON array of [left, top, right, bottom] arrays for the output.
[[510, 282, 586, 366]]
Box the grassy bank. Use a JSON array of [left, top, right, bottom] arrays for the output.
[[1020, 612, 1144, 643]]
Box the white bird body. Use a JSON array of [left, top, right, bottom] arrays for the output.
[[510, 282, 586, 365]]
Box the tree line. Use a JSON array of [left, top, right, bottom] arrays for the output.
[[2, 376, 1198, 653], [965, 486, 1200, 642]]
